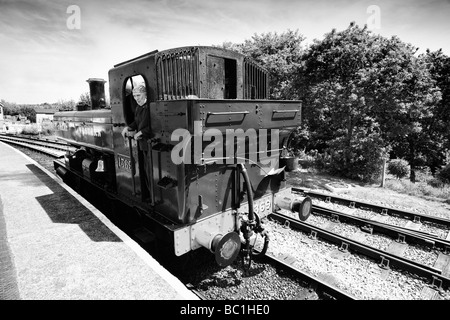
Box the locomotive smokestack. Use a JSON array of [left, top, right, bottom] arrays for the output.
[[86, 78, 106, 110]]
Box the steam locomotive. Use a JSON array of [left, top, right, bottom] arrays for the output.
[[53, 46, 311, 268]]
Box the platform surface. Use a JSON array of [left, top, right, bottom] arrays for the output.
[[0, 141, 198, 300]]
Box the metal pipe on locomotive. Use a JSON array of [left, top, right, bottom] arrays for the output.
[[53, 46, 311, 268]]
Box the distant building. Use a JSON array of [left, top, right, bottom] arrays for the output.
[[4, 115, 18, 122], [18, 115, 29, 124], [35, 108, 59, 124]]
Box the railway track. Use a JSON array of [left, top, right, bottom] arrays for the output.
[[293, 187, 450, 230], [292, 187, 450, 256], [3, 137, 450, 299], [179, 248, 355, 300], [0, 133, 75, 158], [267, 210, 449, 297], [262, 186, 450, 298], [310, 204, 450, 257], [259, 250, 356, 299]]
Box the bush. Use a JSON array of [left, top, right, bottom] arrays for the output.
[[414, 167, 431, 183], [427, 177, 445, 188], [387, 159, 410, 179], [297, 149, 330, 170], [20, 124, 40, 135], [437, 164, 450, 185], [40, 121, 55, 136], [314, 151, 331, 171], [326, 131, 389, 182]]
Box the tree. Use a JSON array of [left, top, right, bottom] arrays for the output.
[[366, 38, 441, 182], [19, 106, 36, 123], [219, 25, 445, 183], [1, 99, 19, 116], [299, 23, 392, 181], [419, 49, 450, 174], [222, 29, 306, 99], [299, 23, 440, 182], [57, 99, 76, 111], [437, 164, 450, 184], [79, 92, 91, 106]]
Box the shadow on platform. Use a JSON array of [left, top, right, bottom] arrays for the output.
[[26, 164, 121, 243]]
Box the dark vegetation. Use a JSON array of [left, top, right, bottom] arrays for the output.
[[1, 91, 91, 123], [221, 22, 450, 186]]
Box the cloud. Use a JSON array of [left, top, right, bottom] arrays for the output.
[[0, 0, 449, 104], [0, 0, 89, 46]]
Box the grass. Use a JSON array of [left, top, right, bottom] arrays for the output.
[[291, 155, 450, 202], [287, 166, 450, 212], [384, 178, 450, 202]]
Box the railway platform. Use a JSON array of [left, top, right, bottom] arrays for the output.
[[0, 141, 198, 300]]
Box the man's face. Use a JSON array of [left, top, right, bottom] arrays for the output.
[[132, 89, 147, 106]]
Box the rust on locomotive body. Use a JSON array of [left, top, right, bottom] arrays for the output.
[[53, 46, 311, 267]]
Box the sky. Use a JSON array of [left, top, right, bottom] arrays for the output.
[[1, 0, 449, 104]]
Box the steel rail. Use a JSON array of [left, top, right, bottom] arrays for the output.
[[185, 283, 208, 300], [25, 136, 74, 149], [292, 187, 450, 228], [0, 134, 74, 151], [0, 136, 65, 158], [374, 221, 450, 245], [259, 250, 356, 300], [312, 204, 450, 252], [268, 211, 450, 291], [12, 133, 72, 146]]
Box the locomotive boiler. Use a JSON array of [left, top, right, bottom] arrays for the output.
[[53, 46, 311, 267]]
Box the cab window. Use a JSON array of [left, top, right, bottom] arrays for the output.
[[123, 75, 146, 125]]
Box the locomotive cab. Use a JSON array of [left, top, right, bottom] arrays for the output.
[[54, 46, 311, 268]]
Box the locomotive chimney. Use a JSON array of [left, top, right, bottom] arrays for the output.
[[86, 78, 106, 110]]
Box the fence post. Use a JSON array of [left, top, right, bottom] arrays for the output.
[[380, 159, 387, 187]]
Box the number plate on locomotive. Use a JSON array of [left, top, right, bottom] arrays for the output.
[[117, 154, 132, 171], [238, 195, 272, 220]]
